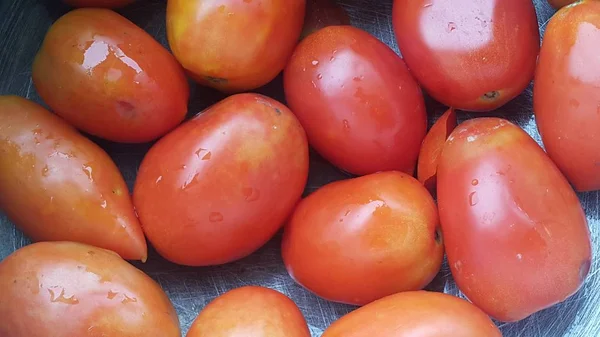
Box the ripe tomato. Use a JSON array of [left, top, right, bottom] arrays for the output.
[[547, 0, 578, 9], [284, 25, 427, 176], [322, 291, 502, 337], [282, 171, 443, 306], [32, 8, 189, 143], [133, 93, 309, 266], [437, 118, 592, 322], [186, 286, 310, 337], [533, 0, 600, 192], [392, 0, 540, 112], [0, 96, 146, 261], [301, 0, 351, 40], [63, 0, 135, 7], [0, 242, 180, 337], [166, 0, 305, 93]]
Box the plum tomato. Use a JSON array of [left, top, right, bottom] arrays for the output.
[[392, 0, 540, 112], [133, 93, 309, 266], [0, 242, 180, 337], [437, 118, 592, 322], [533, 0, 600, 192], [166, 0, 305, 93], [186, 286, 310, 337], [547, 0, 578, 9], [63, 0, 135, 8], [32, 8, 189, 143], [301, 0, 351, 40], [282, 171, 443, 306], [0, 96, 147, 261], [284, 25, 427, 176]]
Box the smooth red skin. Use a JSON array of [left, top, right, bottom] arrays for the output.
[[0, 96, 147, 261], [63, 0, 135, 8], [437, 118, 592, 322], [0, 242, 180, 337], [186, 286, 310, 337], [547, 0, 578, 9], [167, 0, 305, 93], [534, 1, 600, 192], [322, 291, 502, 337], [32, 8, 189, 143], [392, 0, 540, 112], [284, 25, 427, 176], [282, 171, 443, 306], [133, 93, 309, 266], [300, 0, 351, 40]]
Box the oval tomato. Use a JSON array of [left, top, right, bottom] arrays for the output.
[[282, 171, 443, 306], [437, 118, 592, 322], [166, 0, 305, 93], [63, 0, 135, 8], [547, 0, 578, 9], [392, 0, 540, 111], [301, 0, 351, 40], [533, 0, 600, 192], [32, 8, 189, 143], [133, 93, 309, 266], [0, 96, 146, 261], [284, 25, 427, 176], [0, 242, 180, 337]]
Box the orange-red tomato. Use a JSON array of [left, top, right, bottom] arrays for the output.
[[547, 0, 578, 9], [186, 286, 310, 337], [282, 171, 443, 306], [437, 118, 592, 322], [133, 93, 309, 266], [0, 242, 180, 337], [32, 8, 189, 143], [392, 0, 540, 112], [0, 96, 146, 261], [301, 0, 351, 40], [322, 291, 502, 337], [166, 0, 305, 93], [533, 0, 600, 192], [63, 0, 135, 8], [284, 25, 427, 176]]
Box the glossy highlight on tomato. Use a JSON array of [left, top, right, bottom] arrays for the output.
[[63, 0, 135, 8]]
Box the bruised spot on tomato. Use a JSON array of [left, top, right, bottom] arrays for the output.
[[481, 91, 500, 101], [116, 100, 135, 118]]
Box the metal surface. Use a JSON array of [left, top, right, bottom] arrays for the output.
[[0, 0, 598, 336]]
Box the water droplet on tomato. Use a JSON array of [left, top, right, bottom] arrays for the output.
[[469, 192, 479, 206], [311, 60, 319, 66], [242, 187, 260, 202], [471, 179, 479, 186]]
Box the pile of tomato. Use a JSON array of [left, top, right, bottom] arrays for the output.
[[0, 0, 598, 336]]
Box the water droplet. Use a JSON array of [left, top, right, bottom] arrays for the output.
[[471, 179, 479, 186], [195, 148, 212, 160], [454, 260, 463, 271], [344, 210, 351, 216], [82, 165, 93, 181], [343, 119, 350, 130], [42, 165, 50, 177], [209, 212, 224, 222], [311, 60, 319, 66], [516, 253, 523, 261], [447, 22, 457, 32], [329, 56, 336, 61], [317, 74, 323, 80], [424, 2, 433, 7], [469, 192, 479, 206], [48, 287, 79, 305], [155, 176, 163, 184], [100, 200, 107, 209], [311, 81, 317, 88], [242, 187, 260, 202], [121, 294, 137, 304], [302, 67, 306, 72], [353, 76, 361, 82], [32, 127, 42, 135], [107, 290, 118, 300]]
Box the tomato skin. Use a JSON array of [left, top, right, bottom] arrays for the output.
[[282, 171, 443, 306], [63, 0, 135, 8], [0, 96, 146, 261], [392, 0, 540, 112], [0, 242, 180, 337], [437, 118, 592, 322], [166, 0, 305, 93], [533, 0, 600, 192], [186, 286, 310, 337], [284, 26, 427, 176], [547, 0, 577, 9], [301, 0, 351, 40], [133, 93, 309, 266], [32, 8, 189, 143]]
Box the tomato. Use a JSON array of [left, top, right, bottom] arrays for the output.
[[0, 96, 146, 261], [533, 0, 600, 192], [63, 0, 135, 8], [437, 118, 592, 322], [0, 242, 180, 337], [133, 93, 309, 266], [301, 0, 351, 40], [32, 8, 189, 143], [322, 291, 502, 337], [547, 0, 578, 9], [186, 286, 310, 337], [392, 0, 540, 112], [282, 171, 443, 306], [284, 25, 427, 176], [166, 0, 305, 93]]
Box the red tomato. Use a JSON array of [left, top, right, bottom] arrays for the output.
[[392, 0, 540, 112], [547, 0, 578, 9], [166, 0, 305, 93], [186, 286, 310, 337], [133, 93, 309, 266], [301, 0, 351, 40], [0, 96, 146, 261], [63, 0, 135, 8], [284, 25, 427, 176], [437, 118, 592, 322], [32, 8, 189, 143], [533, 0, 600, 192], [282, 171, 443, 306]]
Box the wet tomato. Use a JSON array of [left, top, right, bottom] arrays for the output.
[[437, 118, 592, 322], [63, 0, 135, 8], [32, 8, 189, 143], [533, 0, 600, 192], [392, 0, 540, 111], [0, 96, 146, 261], [133, 93, 309, 266], [282, 171, 443, 306], [284, 25, 427, 176], [301, 0, 351, 40], [547, 0, 578, 9]]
